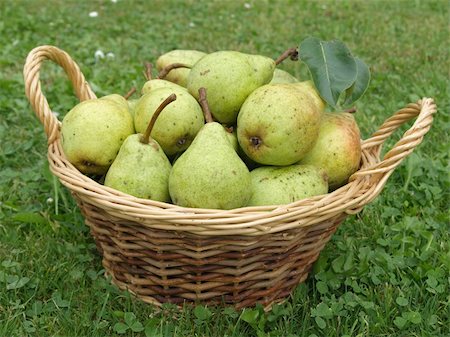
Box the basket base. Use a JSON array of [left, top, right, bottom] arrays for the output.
[[77, 196, 344, 309]]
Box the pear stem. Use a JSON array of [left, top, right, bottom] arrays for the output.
[[123, 87, 136, 100], [141, 93, 177, 144], [275, 47, 299, 65], [143, 62, 153, 81], [157, 63, 191, 79], [198, 87, 214, 123]]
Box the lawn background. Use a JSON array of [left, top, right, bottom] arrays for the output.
[[0, 0, 448, 336]]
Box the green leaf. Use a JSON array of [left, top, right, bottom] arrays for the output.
[[194, 305, 212, 321], [396, 296, 409, 306], [331, 255, 345, 273], [26, 301, 43, 317], [299, 37, 357, 108], [315, 316, 326, 329], [124, 312, 136, 325], [130, 321, 144, 332], [343, 251, 355, 272], [394, 316, 407, 329], [223, 307, 239, 319], [344, 57, 370, 105], [2, 260, 20, 268], [23, 320, 36, 333], [7, 276, 30, 290], [312, 254, 329, 274], [315, 303, 333, 318], [405, 311, 422, 324], [359, 301, 375, 310], [114, 322, 129, 334], [241, 308, 260, 324], [144, 318, 161, 337], [316, 281, 329, 294], [52, 293, 70, 308], [12, 212, 47, 225]]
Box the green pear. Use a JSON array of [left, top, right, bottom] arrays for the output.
[[223, 126, 260, 170], [224, 126, 239, 151], [99, 93, 129, 109], [248, 164, 328, 206], [292, 81, 326, 113], [101, 89, 138, 118], [269, 69, 299, 84], [187, 51, 275, 125], [61, 98, 134, 175], [156, 49, 206, 87], [134, 87, 204, 156], [299, 112, 361, 189], [104, 94, 176, 200], [237, 83, 322, 166], [169, 88, 251, 209], [141, 79, 187, 95], [140, 62, 187, 95], [127, 98, 139, 118]]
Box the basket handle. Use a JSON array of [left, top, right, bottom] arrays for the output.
[[350, 97, 437, 182], [23, 45, 97, 144]]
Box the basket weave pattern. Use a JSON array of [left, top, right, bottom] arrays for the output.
[[23, 45, 437, 309]]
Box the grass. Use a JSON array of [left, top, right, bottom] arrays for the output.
[[0, 0, 448, 336]]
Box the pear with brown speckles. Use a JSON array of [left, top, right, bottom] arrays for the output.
[[156, 49, 207, 87], [299, 112, 362, 189], [248, 164, 328, 206], [187, 51, 275, 125], [134, 87, 204, 156], [169, 88, 251, 209], [237, 83, 322, 166], [61, 98, 134, 175], [104, 94, 176, 200]]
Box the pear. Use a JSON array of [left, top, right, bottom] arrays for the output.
[[61, 98, 134, 175], [100, 88, 139, 118], [224, 126, 239, 151], [248, 164, 328, 206], [223, 126, 260, 169], [156, 49, 206, 87], [299, 112, 362, 189], [269, 69, 299, 84], [141, 79, 187, 95], [99, 93, 129, 108], [237, 83, 322, 166], [104, 94, 176, 200], [169, 88, 251, 209], [292, 81, 326, 113], [134, 87, 204, 156], [187, 51, 275, 125], [141, 62, 187, 95], [127, 98, 139, 118]]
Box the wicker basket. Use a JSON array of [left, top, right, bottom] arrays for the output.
[[23, 45, 437, 310]]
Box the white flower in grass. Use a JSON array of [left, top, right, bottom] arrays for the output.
[[95, 50, 105, 61], [106, 52, 115, 59], [189, 22, 195, 28], [46, 197, 54, 204], [244, 3, 251, 9], [111, 0, 118, 2], [89, 11, 98, 17]]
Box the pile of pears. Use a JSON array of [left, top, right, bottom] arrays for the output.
[[60, 48, 362, 210]]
